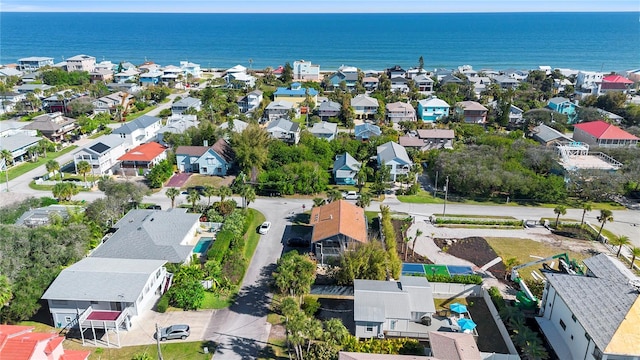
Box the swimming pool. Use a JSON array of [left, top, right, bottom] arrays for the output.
[[193, 237, 213, 253]]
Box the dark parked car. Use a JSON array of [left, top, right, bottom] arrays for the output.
[[287, 237, 310, 247], [158, 324, 190, 341]]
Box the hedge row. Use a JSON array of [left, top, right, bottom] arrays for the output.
[[435, 218, 524, 226], [426, 273, 483, 285], [488, 286, 506, 311]]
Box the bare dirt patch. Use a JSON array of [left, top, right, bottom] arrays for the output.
[[434, 237, 506, 279]]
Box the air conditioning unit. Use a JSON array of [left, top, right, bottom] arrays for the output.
[[377, 333, 385, 339]]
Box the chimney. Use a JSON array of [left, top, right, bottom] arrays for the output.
[[203, 140, 208, 147]]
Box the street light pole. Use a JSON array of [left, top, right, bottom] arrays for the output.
[[443, 176, 449, 216]]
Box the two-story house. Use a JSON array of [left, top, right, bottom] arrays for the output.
[[413, 74, 434, 94], [417, 129, 455, 150], [171, 97, 202, 115], [180, 61, 202, 79], [351, 94, 379, 119], [386, 65, 406, 79], [377, 141, 413, 181], [492, 75, 519, 90], [354, 123, 381, 141], [417, 97, 450, 123], [23, 112, 78, 142], [576, 71, 603, 95], [113, 68, 140, 84], [333, 152, 361, 185], [266, 118, 300, 144], [293, 60, 320, 81], [362, 76, 379, 91], [111, 115, 162, 147], [93, 91, 134, 114], [139, 70, 163, 86], [317, 100, 341, 120], [73, 134, 128, 175], [175, 138, 235, 176], [225, 71, 256, 89], [547, 97, 578, 124], [264, 100, 295, 122], [310, 200, 367, 263], [572, 120, 639, 148], [17, 56, 54, 72], [328, 71, 359, 91], [273, 82, 318, 108], [237, 90, 263, 113], [537, 254, 640, 360], [386, 102, 416, 123], [66, 54, 96, 72], [455, 101, 488, 124]]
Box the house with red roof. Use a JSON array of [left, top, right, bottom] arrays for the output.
[[599, 74, 634, 95], [0, 325, 90, 360], [573, 121, 639, 148], [117, 141, 168, 175]]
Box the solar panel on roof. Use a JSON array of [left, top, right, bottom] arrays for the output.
[[90, 142, 110, 154]]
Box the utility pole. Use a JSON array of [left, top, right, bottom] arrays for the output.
[[433, 171, 438, 197], [443, 176, 449, 216], [156, 323, 164, 360]]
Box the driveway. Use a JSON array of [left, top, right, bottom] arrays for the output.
[[166, 173, 191, 188], [117, 309, 214, 347]]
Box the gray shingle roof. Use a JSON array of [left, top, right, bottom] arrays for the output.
[[531, 124, 572, 143], [90, 208, 200, 263], [354, 277, 435, 323], [112, 115, 160, 135], [544, 254, 640, 351], [548, 97, 570, 105], [172, 97, 201, 108], [309, 121, 338, 135], [42, 257, 166, 302], [267, 118, 298, 132], [351, 94, 379, 107], [265, 100, 294, 110], [333, 152, 361, 171], [377, 141, 412, 165], [318, 100, 341, 112], [0, 134, 41, 153], [354, 123, 381, 138]]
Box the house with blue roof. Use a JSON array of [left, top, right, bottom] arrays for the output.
[[333, 153, 361, 185], [273, 83, 318, 108], [111, 115, 162, 147], [417, 97, 450, 123], [354, 123, 381, 141], [547, 97, 578, 124]]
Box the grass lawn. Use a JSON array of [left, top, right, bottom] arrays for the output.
[[181, 174, 233, 189], [65, 340, 214, 360], [439, 214, 517, 219], [29, 180, 93, 191], [1, 146, 78, 183], [485, 237, 589, 284], [433, 298, 468, 311], [201, 291, 233, 309], [397, 190, 444, 204]]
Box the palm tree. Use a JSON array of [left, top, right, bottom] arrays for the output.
[[356, 192, 371, 209], [1, 149, 13, 167], [202, 185, 216, 206], [355, 164, 371, 193], [46, 160, 61, 181], [326, 188, 342, 203], [412, 229, 423, 257], [52, 182, 79, 201], [312, 197, 325, 207], [38, 138, 51, 158], [609, 235, 631, 258], [76, 160, 91, 183], [165, 187, 180, 208], [596, 209, 614, 241], [240, 185, 256, 208], [580, 202, 592, 226], [630, 247, 640, 269], [217, 186, 232, 202], [186, 189, 201, 212], [553, 205, 566, 227]]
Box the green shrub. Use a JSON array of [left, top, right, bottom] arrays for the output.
[[423, 273, 483, 284], [156, 293, 169, 313], [488, 286, 506, 311], [221, 249, 246, 284], [207, 229, 234, 263], [435, 218, 524, 226], [302, 296, 321, 316]]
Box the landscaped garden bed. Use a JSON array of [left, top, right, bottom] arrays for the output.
[[391, 218, 432, 264]]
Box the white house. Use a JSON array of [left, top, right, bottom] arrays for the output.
[[42, 257, 168, 330], [264, 100, 295, 122], [351, 94, 379, 119], [73, 134, 128, 175], [66, 54, 96, 72], [171, 97, 202, 115], [576, 71, 604, 95], [377, 141, 413, 181], [237, 90, 263, 113], [180, 61, 202, 79], [537, 254, 640, 360], [293, 60, 320, 81], [111, 115, 162, 147], [266, 118, 300, 145], [308, 121, 338, 141]]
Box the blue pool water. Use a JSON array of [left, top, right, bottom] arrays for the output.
[[193, 238, 213, 253], [447, 265, 475, 275]]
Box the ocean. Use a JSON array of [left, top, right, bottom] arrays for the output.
[[1, 12, 638, 72]]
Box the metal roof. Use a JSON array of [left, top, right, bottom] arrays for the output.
[[112, 115, 160, 135], [309, 121, 338, 135], [531, 124, 572, 143], [42, 257, 166, 302], [377, 141, 412, 165], [333, 152, 361, 171]]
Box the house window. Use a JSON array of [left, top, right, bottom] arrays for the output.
[[585, 332, 591, 341], [592, 346, 603, 360], [366, 323, 374, 332], [559, 319, 566, 331], [52, 300, 68, 306], [571, 314, 577, 322], [64, 316, 73, 323], [90, 301, 99, 305], [390, 320, 397, 330]]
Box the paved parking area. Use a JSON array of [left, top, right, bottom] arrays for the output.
[[166, 173, 191, 187], [114, 309, 215, 346]]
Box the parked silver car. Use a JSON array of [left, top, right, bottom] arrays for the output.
[[158, 324, 190, 341]]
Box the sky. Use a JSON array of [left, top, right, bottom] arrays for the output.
[[1, 0, 638, 13]]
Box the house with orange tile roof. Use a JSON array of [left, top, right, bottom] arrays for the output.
[[573, 121, 639, 148], [0, 325, 90, 360], [309, 200, 367, 263], [117, 141, 168, 175]]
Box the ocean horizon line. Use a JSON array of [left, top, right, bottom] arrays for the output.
[[2, 10, 638, 14]]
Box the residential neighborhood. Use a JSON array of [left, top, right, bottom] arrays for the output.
[[0, 53, 639, 360]]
